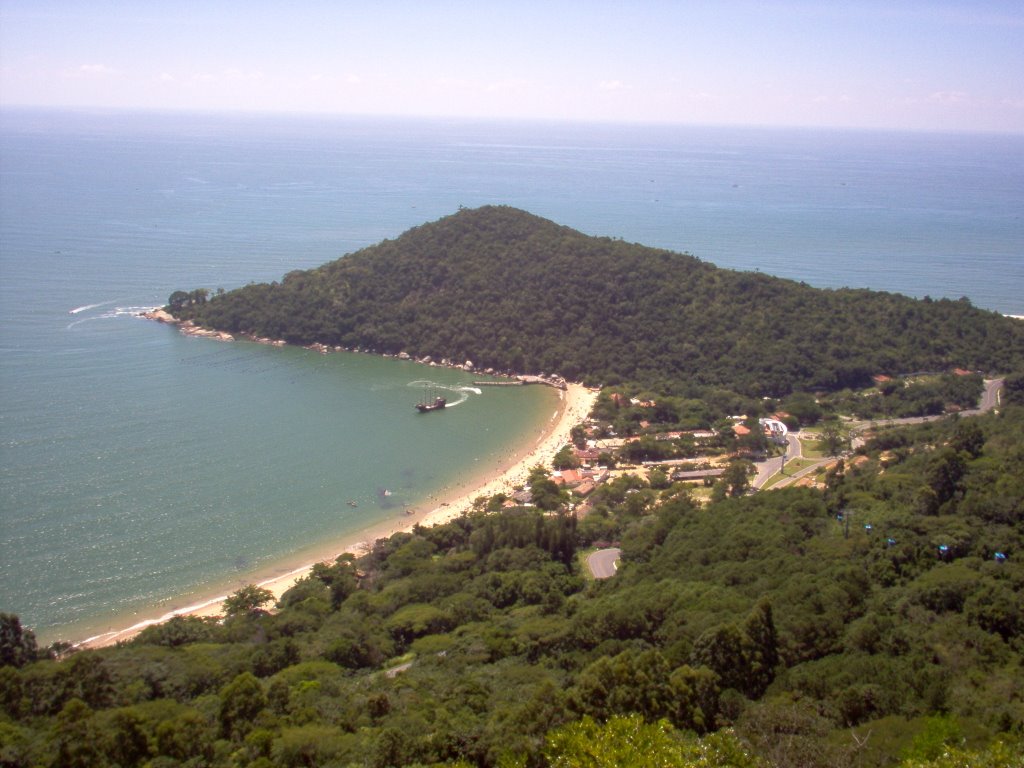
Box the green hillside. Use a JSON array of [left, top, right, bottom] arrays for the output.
[[2, 400, 1022, 766], [173, 206, 1024, 396]]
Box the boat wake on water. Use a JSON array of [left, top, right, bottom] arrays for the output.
[[407, 380, 479, 408], [66, 305, 158, 330], [68, 300, 118, 315]]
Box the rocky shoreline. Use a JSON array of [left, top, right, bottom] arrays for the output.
[[142, 309, 236, 342], [141, 309, 567, 389]]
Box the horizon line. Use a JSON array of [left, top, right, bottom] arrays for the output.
[[3, 103, 1022, 138]]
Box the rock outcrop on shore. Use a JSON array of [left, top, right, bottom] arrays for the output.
[[142, 309, 571, 389], [142, 309, 234, 342]]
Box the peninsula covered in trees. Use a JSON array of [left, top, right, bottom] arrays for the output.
[[169, 206, 1024, 397]]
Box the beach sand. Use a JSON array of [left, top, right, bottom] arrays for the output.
[[75, 382, 597, 650]]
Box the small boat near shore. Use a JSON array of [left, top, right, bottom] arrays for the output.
[[415, 386, 447, 413], [416, 396, 447, 413]]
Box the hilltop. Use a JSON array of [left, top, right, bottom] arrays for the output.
[[172, 206, 1024, 397]]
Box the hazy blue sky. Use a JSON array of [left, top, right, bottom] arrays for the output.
[[2, 0, 1022, 132]]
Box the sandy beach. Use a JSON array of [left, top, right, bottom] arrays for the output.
[[75, 381, 597, 650]]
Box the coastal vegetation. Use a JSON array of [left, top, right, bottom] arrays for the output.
[[3, 208, 1020, 766], [169, 206, 1024, 398], [2, 404, 1022, 766]]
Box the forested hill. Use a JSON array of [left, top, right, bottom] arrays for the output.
[[175, 206, 1024, 395]]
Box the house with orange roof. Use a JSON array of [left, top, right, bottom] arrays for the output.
[[573, 480, 596, 497], [552, 469, 582, 487]]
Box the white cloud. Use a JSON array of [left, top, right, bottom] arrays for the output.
[[65, 63, 117, 78], [221, 68, 264, 82], [813, 93, 853, 105], [598, 79, 624, 91], [928, 90, 970, 104]]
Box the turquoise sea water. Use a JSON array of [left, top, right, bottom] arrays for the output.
[[1, 109, 1022, 643]]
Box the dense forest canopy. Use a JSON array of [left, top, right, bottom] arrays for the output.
[[173, 206, 1024, 396]]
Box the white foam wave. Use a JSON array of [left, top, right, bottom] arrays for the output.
[[69, 300, 117, 315], [67, 305, 159, 330], [116, 305, 160, 316], [73, 592, 230, 649], [407, 380, 481, 407]]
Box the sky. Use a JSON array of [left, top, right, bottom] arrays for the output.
[[1, 0, 1022, 132]]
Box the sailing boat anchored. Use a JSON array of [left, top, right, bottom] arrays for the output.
[[415, 385, 447, 413]]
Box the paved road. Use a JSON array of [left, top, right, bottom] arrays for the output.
[[849, 377, 1004, 438], [587, 548, 621, 579], [752, 379, 1003, 490], [752, 432, 803, 489], [966, 377, 1003, 415]]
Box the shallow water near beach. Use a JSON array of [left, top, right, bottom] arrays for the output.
[[1, 109, 1022, 643], [2, 316, 557, 643]]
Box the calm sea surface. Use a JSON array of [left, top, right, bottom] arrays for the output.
[[1, 109, 1022, 642]]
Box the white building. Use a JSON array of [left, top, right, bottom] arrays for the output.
[[759, 418, 789, 445]]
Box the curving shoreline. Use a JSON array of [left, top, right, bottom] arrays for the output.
[[74, 380, 597, 650]]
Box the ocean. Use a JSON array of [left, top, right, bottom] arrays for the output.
[[1, 109, 1022, 644]]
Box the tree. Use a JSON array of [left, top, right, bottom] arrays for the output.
[[219, 671, 267, 740], [61, 653, 115, 710], [742, 600, 780, 698], [134, 614, 218, 647], [901, 714, 964, 763], [155, 710, 214, 762], [820, 421, 847, 456], [0, 666, 23, 718], [690, 624, 748, 693], [533, 715, 762, 768], [668, 665, 721, 733], [309, 558, 358, 608], [223, 584, 274, 618], [167, 290, 190, 312], [782, 392, 823, 427], [0, 614, 36, 668], [950, 419, 984, 458], [528, 467, 567, 511], [100, 709, 151, 767], [553, 444, 581, 471], [53, 698, 101, 768], [737, 417, 769, 456], [898, 737, 1023, 768], [648, 468, 671, 490], [921, 448, 966, 513], [717, 459, 754, 498]]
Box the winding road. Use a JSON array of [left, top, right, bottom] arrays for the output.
[[752, 378, 1004, 491], [752, 432, 803, 489], [587, 548, 621, 579]]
